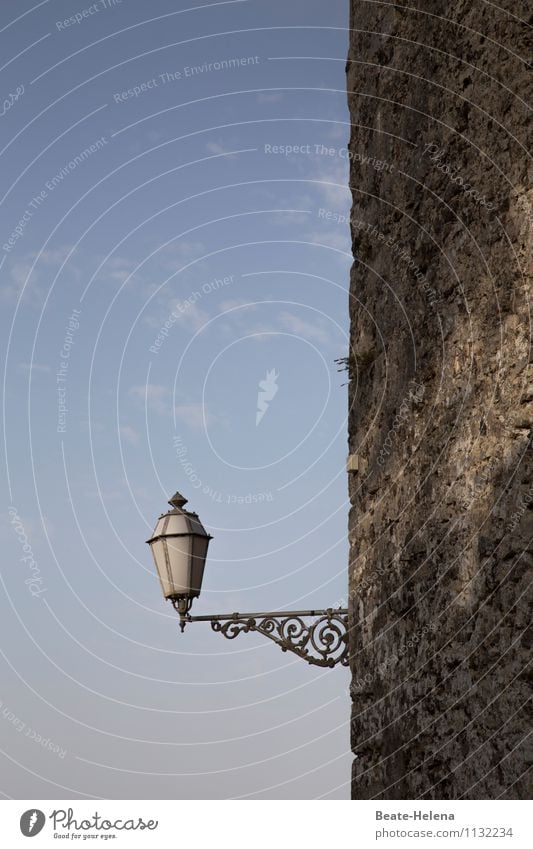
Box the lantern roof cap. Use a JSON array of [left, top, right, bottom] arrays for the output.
[[168, 491, 188, 510]]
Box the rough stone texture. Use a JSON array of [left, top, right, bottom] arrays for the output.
[[346, 1, 531, 799]]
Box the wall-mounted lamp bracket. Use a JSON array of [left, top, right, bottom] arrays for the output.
[[174, 607, 349, 668]]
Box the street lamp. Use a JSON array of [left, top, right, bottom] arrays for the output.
[[146, 491, 212, 628], [147, 491, 349, 668]]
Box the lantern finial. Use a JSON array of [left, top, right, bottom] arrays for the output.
[[168, 491, 188, 510]]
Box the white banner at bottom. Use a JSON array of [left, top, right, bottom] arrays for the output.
[[0, 800, 530, 848]]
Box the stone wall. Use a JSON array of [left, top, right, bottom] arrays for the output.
[[346, 0, 531, 799]]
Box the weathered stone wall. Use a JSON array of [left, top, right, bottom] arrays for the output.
[[346, 1, 531, 799]]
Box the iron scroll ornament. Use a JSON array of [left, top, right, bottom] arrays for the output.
[[176, 607, 349, 668]]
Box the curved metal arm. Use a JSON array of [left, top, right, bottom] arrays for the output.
[[175, 606, 349, 668]]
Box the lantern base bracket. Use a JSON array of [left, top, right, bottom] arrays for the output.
[[177, 608, 349, 668], [171, 597, 194, 632]]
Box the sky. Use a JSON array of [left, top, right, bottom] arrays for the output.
[[0, 0, 354, 800]]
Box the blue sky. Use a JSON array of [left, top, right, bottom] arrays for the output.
[[1, 0, 353, 799]]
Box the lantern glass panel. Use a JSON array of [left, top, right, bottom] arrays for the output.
[[190, 534, 209, 595], [166, 535, 193, 596], [147, 498, 211, 602]]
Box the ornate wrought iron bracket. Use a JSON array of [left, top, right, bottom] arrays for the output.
[[174, 606, 349, 668]]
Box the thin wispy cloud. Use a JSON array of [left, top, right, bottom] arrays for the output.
[[103, 257, 140, 284], [145, 300, 210, 334], [312, 160, 351, 210], [2, 247, 79, 305], [174, 302, 210, 332], [205, 141, 239, 159], [219, 298, 258, 313], [256, 92, 283, 104], [163, 240, 207, 259], [17, 362, 51, 374], [129, 384, 170, 415], [175, 402, 213, 431], [279, 311, 330, 345], [205, 141, 227, 155], [119, 424, 140, 446], [304, 227, 352, 253]]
